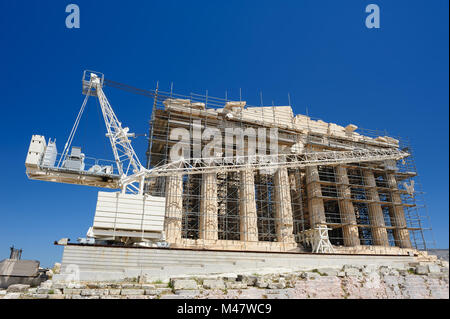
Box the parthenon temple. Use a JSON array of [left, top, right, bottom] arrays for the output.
[[145, 94, 428, 255]]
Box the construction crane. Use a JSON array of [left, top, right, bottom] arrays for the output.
[[25, 71, 409, 194], [24, 71, 410, 248]]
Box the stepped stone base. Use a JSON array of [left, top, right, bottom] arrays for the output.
[[52, 244, 421, 282]]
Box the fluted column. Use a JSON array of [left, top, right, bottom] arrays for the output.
[[305, 166, 326, 227], [289, 171, 303, 230], [273, 167, 295, 243], [199, 172, 218, 240], [363, 169, 389, 246], [386, 173, 412, 248], [239, 168, 258, 242], [336, 166, 360, 246], [164, 174, 183, 243]]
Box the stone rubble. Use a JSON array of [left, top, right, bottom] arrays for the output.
[[0, 260, 448, 299]]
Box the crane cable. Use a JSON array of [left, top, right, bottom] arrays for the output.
[[57, 82, 93, 168]]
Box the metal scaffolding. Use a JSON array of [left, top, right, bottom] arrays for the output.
[[109, 79, 435, 254]]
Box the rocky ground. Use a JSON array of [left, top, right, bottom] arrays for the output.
[[1, 259, 448, 299], [428, 249, 449, 262]]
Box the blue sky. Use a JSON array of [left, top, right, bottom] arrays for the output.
[[0, 0, 447, 267]]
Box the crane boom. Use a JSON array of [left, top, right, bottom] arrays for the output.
[[120, 148, 409, 190]]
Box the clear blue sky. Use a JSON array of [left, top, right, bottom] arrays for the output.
[[0, 0, 447, 267]]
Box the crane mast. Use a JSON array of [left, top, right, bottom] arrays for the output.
[[89, 73, 145, 194]]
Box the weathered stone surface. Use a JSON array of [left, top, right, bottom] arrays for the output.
[[108, 289, 121, 295], [127, 295, 148, 299], [141, 284, 156, 290], [172, 279, 198, 290], [428, 264, 441, 274], [81, 289, 108, 296], [46, 269, 54, 278], [52, 283, 66, 290], [388, 269, 400, 276], [101, 295, 122, 299], [3, 293, 22, 299], [264, 293, 289, 299], [203, 279, 225, 290], [175, 289, 200, 296], [225, 281, 247, 289], [156, 288, 172, 294], [121, 283, 141, 289], [145, 289, 160, 296], [52, 262, 61, 274], [67, 282, 86, 289], [63, 288, 82, 295], [344, 267, 361, 277], [379, 266, 392, 276], [268, 282, 286, 289], [159, 294, 185, 299], [301, 272, 319, 280], [13, 259, 449, 300], [318, 268, 339, 276], [255, 277, 268, 288], [416, 265, 429, 275], [237, 275, 257, 286], [37, 287, 51, 294], [7, 284, 30, 293], [40, 281, 53, 288], [121, 289, 145, 296], [362, 265, 378, 275], [221, 274, 238, 281]]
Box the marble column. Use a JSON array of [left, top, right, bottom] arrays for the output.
[[305, 166, 327, 227], [386, 173, 412, 248], [363, 169, 389, 246], [239, 168, 259, 242], [164, 174, 183, 243], [273, 167, 296, 243], [336, 166, 360, 246], [199, 172, 218, 240]]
